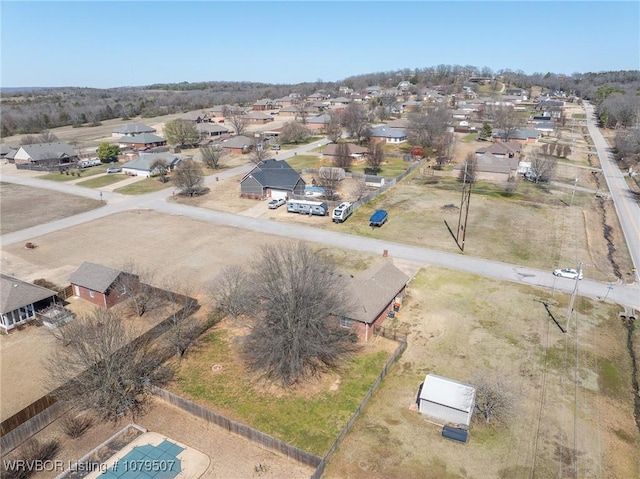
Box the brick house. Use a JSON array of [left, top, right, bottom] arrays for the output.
[[118, 133, 167, 150], [69, 262, 139, 309], [12, 142, 78, 169], [339, 262, 410, 341], [1, 274, 58, 331]]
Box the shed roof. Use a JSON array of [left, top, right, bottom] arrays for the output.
[[1, 274, 57, 314], [69, 262, 126, 293], [345, 262, 409, 324], [419, 374, 476, 413]]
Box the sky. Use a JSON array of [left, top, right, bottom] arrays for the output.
[[1, 1, 639, 89]]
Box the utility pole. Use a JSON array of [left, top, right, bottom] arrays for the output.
[[566, 263, 584, 330], [455, 161, 472, 252]]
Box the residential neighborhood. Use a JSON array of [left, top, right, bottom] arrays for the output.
[[1, 5, 639, 476]]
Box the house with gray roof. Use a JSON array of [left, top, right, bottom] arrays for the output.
[[1, 274, 58, 331], [121, 152, 182, 177], [330, 97, 352, 106], [181, 111, 211, 123], [197, 122, 230, 138], [240, 159, 306, 200], [475, 141, 521, 158], [118, 133, 166, 150], [454, 153, 519, 183], [493, 128, 540, 144], [243, 111, 274, 124], [112, 123, 156, 137], [220, 135, 255, 154], [340, 262, 410, 341], [12, 142, 78, 169], [69, 262, 138, 309], [367, 126, 407, 144]]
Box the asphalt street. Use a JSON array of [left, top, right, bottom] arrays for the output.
[[1, 136, 638, 309]]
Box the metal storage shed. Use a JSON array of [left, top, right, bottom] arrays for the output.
[[418, 374, 476, 427]]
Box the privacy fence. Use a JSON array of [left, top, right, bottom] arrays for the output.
[[0, 286, 199, 453]]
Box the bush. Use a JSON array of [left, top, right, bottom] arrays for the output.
[[60, 413, 93, 438], [1, 438, 62, 479]]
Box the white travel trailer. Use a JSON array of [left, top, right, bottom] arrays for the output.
[[286, 199, 328, 216], [332, 202, 354, 223]]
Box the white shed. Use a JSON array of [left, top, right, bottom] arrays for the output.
[[418, 374, 476, 427]]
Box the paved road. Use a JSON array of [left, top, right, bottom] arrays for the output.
[[584, 101, 640, 283], [1, 138, 638, 309]]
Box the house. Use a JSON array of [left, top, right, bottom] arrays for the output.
[[454, 153, 519, 183], [368, 126, 407, 144], [401, 100, 421, 112], [330, 97, 352, 106], [112, 123, 156, 137], [220, 135, 255, 154], [322, 143, 368, 160], [121, 152, 182, 177], [277, 106, 299, 117], [197, 122, 230, 138], [307, 113, 333, 131], [1, 274, 58, 331], [532, 120, 556, 133], [492, 128, 540, 144], [339, 262, 410, 341], [118, 133, 166, 150], [243, 111, 274, 124], [275, 96, 297, 108], [1, 144, 17, 161], [451, 110, 471, 120], [386, 118, 410, 129], [181, 111, 211, 123], [475, 141, 521, 158], [12, 142, 78, 170], [252, 99, 274, 111], [239, 159, 306, 200], [69, 262, 139, 309], [418, 374, 476, 427]]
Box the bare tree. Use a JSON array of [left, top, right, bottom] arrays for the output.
[[200, 144, 225, 169], [324, 111, 343, 143], [119, 260, 157, 317], [295, 102, 311, 125], [223, 106, 248, 136], [353, 179, 369, 201], [241, 242, 358, 385], [150, 158, 168, 183], [248, 137, 270, 164], [163, 120, 200, 147], [472, 373, 515, 425], [407, 105, 452, 155], [529, 148, 558, 183], [19, 134, 39, 145], [332, 142, 353, 170], [279, 121, 310, 144], [367, 141, 385, 173], [162, 280, 201, 358], [173, 158, 204, 196], [493, 105, 522, 142], [47, 309, 172, 421], [341, 102, 368, 143], [562, 144, 572, 158], [209, 265, 252, 320], [318, 167, 343, 201], [38, 130, 59, 143]]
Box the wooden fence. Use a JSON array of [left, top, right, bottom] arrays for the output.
[[150, 386, 322, 469], [310, 336, 407, 478]]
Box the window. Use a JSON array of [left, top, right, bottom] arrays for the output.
[[340, 318, 352, 329], [89, 290, 95, 298]]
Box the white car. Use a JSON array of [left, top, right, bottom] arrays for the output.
[[267, 198, 286, 209], [553, 268, 583, 280]]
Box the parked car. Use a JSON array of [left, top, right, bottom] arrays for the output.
[[270, 144, 281, 151], [553, 268, 583, 280], [106, 166, 122, 174], [268, 198, 286, 209]]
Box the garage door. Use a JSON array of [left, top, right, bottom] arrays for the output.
[[270, 190, 288, 200]]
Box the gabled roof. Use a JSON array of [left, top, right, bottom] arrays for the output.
[[419, 374, 476, 414], [253, 98, 274, 106], [1, 274, 57, 314], [0, 144, 17, 157], [475, 141, 522, 156], [69, 262, 126, 293], [221, 135, 255, 149], [197, 123, 229, 133], [181, 111, 209, 121], [122, 152, 182, 171], [119, 133, 165, 144], [279, 106, 299, 113], [323, 143, 368, 156], [241, 159, 304, 190], [456, 153, 518, 174], [386, 118, 410, 129], [244, 111, 272, 120], [18, 142, 77, 161], [345, 262, 409, 324], [112, 123, 156, 134], [493, 128, 540, 140], [331, 97, 351, 103], [307, 114, 332, 124], [368, 126, 407, 139]]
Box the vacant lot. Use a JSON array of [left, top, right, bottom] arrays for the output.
[[0, 183, 102, 235], [323, 267, 640, 478]]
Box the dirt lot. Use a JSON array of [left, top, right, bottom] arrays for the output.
[[323, 267, 640, 479]]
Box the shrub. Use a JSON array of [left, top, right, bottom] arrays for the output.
[[2, 438, 62, 479], [60, 414, 93, 438]]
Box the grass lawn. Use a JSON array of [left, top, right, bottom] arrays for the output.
[[38, 166, 108, 182], [351, 155, 413, 178], [76, 174, 128, 188], [172, 329, 391, 455], [115, 178, 172, 194], [287, 154, 322, 171], [572, 113, 587, 119], [459, 133, 478, 143]]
